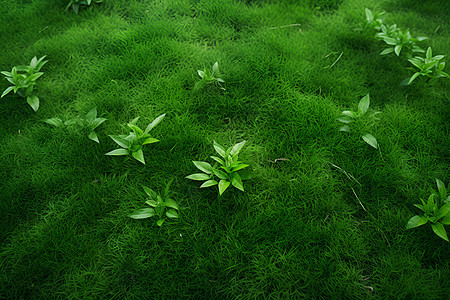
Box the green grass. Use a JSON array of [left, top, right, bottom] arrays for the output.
[[1, 0, 449, 298]]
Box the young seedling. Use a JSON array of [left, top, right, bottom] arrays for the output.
[[105, 113, 165, 164], [186, 140, 250, 195], [338, 94, 380, 149], [403, 47, 450, 85], [377, 25, 427, 57], [44, 108, 107, 143], [406, 179, 450, 242], [194, 62, 225, 91], [355, 8, 385, 32], [1, 56, 48, 112], [66, 0, 102, 14], [128, 179, 180, 227]]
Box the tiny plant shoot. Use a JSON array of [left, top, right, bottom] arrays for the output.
[[194, 62, 225, 91], [128, 179, 180, 227], [66, 0, 102, 14], [44, 108, 107, 143], [377, 25, 427, 57], [403, 47, 450, 85], [338, 94, 380, 149], [407, 179, 450, 242], [105, 113, 165, 164], [186, 140, 250, 195], [1, 56, 48, 112]]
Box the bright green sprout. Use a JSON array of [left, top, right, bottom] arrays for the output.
[[105, 113, 165, 164], [338, 94, 381, 149], [194, 62, 225, 91], [403, 47, 450, 85], [377, 25, 427, 57], [1, 56, 48, 112], [66, 0, 102, 14], [186, 140, 251, 195], [44, 107, 107, 143], [128, 179, 180, 227], [406, 179, 450, 242]]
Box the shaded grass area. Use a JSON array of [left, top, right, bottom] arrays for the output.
[[0, 0, 449, 298]]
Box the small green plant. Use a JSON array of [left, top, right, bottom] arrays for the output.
[[194, 62, 225, 91], [338, 94, 380, 149], [1, 56, 48, 112], [377, 25, 427, 57], [44, 108, 107, 143], [105, 114, 165, 164], [66, 0, 102, 14], [186, 141, 250, 195], [403, 47, 450, 85], [355, 8, 385, 32], [406, 179, 450, 242], [128, 179, 180, 226]]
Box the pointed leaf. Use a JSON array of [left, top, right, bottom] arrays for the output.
[[358, 94, 370, 115], [213, 141, 226, 158], [431, 223, 449, 241], [128, 208, 155, 219], [156, 219, 165, 226], [27, 95, 39, 112], [231, 163, 249, 172], [109, 135, 130, 148], [1, 86, 14, 98], [230, 141, 246, 156], [408, 72, 421, 85], [198, 70, 206, 79], [362, 133, 378, 149], [132, 149, 145, 164], [44, 118, 64, 127], [144, 113, 166, 134], [200, 180, 218, 188], [105, 148, 129, 156], [339, 125, 351, 132], [337, 116, 354, 124], [437, 202, 450, 219], [193, 161, 214, 174], [406, 215, 428, 229], [210, 156, 225, 165], [142, 186, 158, 200], [380, 48, 394, 55], [166, 209, 179, 219], [164, 198, 179, 210], [142, 137, 159, 145], [436, 179, 447, 201], [394, 44, 402, 56], [213, 169, 228, 180], [218, 180, 231, 195], [186, 173, 211, 181], [88, 131, 99, 143], [231, 172, 244, 191], [85, 108, 97, 121], [441, 213, 450, 225]]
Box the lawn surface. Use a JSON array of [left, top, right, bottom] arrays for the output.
[[0, 0, 449, 298]]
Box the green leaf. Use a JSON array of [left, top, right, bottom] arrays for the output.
[[145, 200, 158, 207], [213, 141, 226, 158], [213, 169, 228, 180], [193, 161, 214, 174], [200, 180, 218, 188], [406, 215, 428, 229], [186, 173, 211, 181], [230, 141, 246, 156], [431, 223, 449, 242], [231, 163, 249, 172], [341, 110, 356, 118], [380, 47, 394, 55], [166, 209, 179, 219], [44, 118, 64, 127], [383, 37, 398, 45], [436, 179, 447, 201], [198, 70, 206, 79], [365, 8, 373, 22], [339, 125, 351, 132], [128, 208, 155, 219], [26, 72, 44, 82], [337, 116, 354, 124], [437, 202, 450, 219], [358, 94, 370, 115], [143, 188, 157, 203], [210, 156, 225, 165], [128, 124, 144, 137], [156, 219, 165, 226], [394, 44, 402, 56], [105, 148, 130, 156], [164, 198, 179, 210], [142, 137, 159, 145], [441, 213, 450, 225], [109, 135, 130, 149], [85, 108, 97, 121], [230, 172, 244, 191], [144, 113, 166, 134], [218, 180, 231, 195], [408, 72, 421, 85], [1, 86, 14, 98], [132, 149, 145, 164], [90, 117, 107, 130], [27, 95, 39, 112], [88, 131, 99, 143], [362, 133, 378, 149]]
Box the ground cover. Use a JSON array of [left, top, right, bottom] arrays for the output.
[[0, 0, 449, 298]]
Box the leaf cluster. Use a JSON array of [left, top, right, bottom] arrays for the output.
[[194, 62, 225, 91], [105, 114, 165, 164], [186, 141, 250, 195], [354, 8, 385, 32], [404, 47, 450, 85], [407, 179, 450, 241], [338, 94, 380, 149], [377, 25, 427, 57], [44, 108, 107, 143], [1, 56, 48, 112], [128, 179, 180, 227], [66, 0, 102, 14]]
